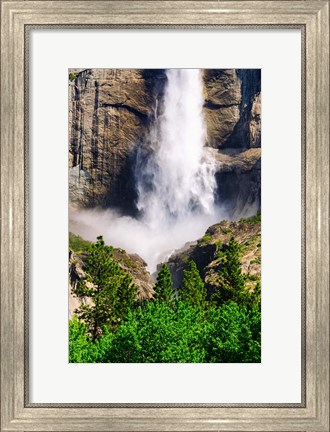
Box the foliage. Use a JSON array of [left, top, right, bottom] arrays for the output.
[[206, 302, 261, 363], [72, 236, 138, 339], [221, 227, 232, 234], [69, 301, 261, 363], [69, 316, 114, 363], [200, 233, 211, 244], [251, 281, 261, 306], [245, 273, 261, 307], [181, 260, 206, 308], [69, 232, 261, 363], [106, 301, 208, 363], [251, 257, 261, 265], [69, 72, 77, 81], [239, 212, 261, 224], [211, 237, 247, 306], [154, 264, 176, 308], [69, 232, 91, 254]]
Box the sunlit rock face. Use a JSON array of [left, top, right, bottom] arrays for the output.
[[166, 217, 261, 294], [203, 69, 242, 148], [203, 69, 261, 150], [69, 68, 166, 213], [202, 69, 261, 217], [69, 68, 261, 217]]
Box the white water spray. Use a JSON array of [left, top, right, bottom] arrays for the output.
[[71, 69, 222, 273], [136, 69, 217, 229]]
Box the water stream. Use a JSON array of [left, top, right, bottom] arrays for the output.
[[71, 69, 221, 273], [136, 69, 217, 229]]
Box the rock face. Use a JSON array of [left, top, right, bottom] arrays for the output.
[[69, 68, 165, 213], [166, 216, 261, 297], [69, 68, 260, 216], [203, 69, 242, 148], [69, 234, 154, 319], [203, 69, 261, 216], [208, 147, 261, 217], [203, 69, 261, 150]]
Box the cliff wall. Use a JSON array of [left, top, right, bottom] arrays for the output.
[[69, 68, 261, 216]]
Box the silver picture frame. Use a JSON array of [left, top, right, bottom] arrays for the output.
[[1, 1, 329, 430]]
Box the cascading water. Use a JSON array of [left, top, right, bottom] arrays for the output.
[[136, 69, 217, 229], [71, 69, 221, 273]]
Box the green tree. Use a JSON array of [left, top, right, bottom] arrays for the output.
[[69, 316, 114, 363], [154, 264, 176, 308], [206, 301, 261, 363], [253, 281, 261, 306], [211, 237, 247, 306], [181, 260, 206, 308], [72, 236, 138, 339], [69, 301, 261, 363], [106, 301, 208, 363]]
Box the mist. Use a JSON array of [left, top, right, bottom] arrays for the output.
[[70, 206, 226, 274]]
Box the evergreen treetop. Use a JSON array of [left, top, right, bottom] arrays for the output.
[[181, 260, 206, 308], [154, 264, 176, 308], [211, 236, 247, 306]]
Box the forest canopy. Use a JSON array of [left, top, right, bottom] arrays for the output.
[[69, 225, 261, 363]]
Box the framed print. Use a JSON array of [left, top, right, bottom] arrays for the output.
[[0, 1, 329, 431]]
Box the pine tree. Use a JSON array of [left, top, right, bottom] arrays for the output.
[[154, 264, 176, 308], [251, 281, 261, 306], [181, 260, 206, 308], [211, 237, 247, 306], [73, 236, 138, 339]]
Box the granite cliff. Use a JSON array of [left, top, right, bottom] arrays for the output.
[[69, 68, 261, 217]]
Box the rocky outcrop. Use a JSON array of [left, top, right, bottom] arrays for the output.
[[69, 68, 261, 215], [69, 249, 93, 319], [203, 69, 242, 147], [203, 69, 261, 149], [166, 216, 261, 296], [249, 93, 261, 148], [69, 68, 165, 213], [111, 249, 155, 301], [207, 147, 261, 217], [69, 235, 154, 319], [202, 69, 261, 217]]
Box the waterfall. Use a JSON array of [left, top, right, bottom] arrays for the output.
[[71, 69, 221, 273], [136, 69, 217, 230]]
